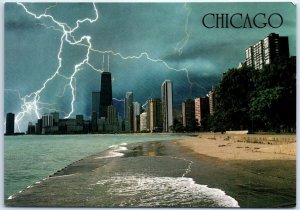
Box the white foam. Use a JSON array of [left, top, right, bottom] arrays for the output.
[[95, 143, 127, 159], [92, 175, 239, 207], [7, 195, 13, 200]]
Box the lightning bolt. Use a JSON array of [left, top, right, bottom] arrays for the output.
[[174, 3, 191, 55], [9, 3, 201, 132]]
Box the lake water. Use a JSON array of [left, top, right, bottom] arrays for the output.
[[4, 133, 190, 200]]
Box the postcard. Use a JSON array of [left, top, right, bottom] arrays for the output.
[[4, 1, 296, 208]]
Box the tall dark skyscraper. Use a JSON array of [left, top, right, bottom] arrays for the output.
[[99, 72, 112, 118], [6, 113, 15, 135]]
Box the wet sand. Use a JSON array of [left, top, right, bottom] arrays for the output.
[[5, 135, 296, 208]]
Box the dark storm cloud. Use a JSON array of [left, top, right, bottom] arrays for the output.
[[5, 20, 40, 30], [163, 41, 236, 62], [5, 3, 41, 30]]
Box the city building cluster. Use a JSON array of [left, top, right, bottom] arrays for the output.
[[5, 71, 214, 135], [5, 33, 294, 135]]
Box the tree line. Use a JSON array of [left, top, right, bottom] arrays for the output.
[[209, 58, 296, 133]]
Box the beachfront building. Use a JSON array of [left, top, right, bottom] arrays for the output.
[[245, 33, 289, 70], [161, 80, 173, 132], [194, 97, 209, 127], [182, 99, 195, 129]]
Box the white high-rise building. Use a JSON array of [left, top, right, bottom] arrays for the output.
[[161, 80, 173, 132]]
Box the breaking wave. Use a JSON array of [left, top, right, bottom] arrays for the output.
[[92, 174, 239, 207]]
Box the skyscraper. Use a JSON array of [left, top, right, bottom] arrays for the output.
[[5, 113, 15, 135], [194, 97, 209, 126], [140, 112, 148, 132], [133, 101, 141, 132], [147, 98, 163, 132], [182, 99, 195, 129], [100, 72, 112, 118], [246, 33, 289, 70], [161, 80, 173, 132], [91, 91, 100, 118], [124, 92, 133, 132]]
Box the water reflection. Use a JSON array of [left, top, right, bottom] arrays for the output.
[[124, 142, 165, 157]]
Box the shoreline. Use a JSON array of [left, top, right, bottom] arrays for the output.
[[5, 134, 296, 207]]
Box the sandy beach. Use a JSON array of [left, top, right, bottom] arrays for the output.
[[176, 133, 296, 161]]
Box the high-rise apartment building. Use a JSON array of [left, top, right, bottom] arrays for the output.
[[42, 114, 53, 128], [182, 99, 195, 128], [124, 92, 133, 132], [51, 112, 59, 126], [133, 102, 141, 132], [140, 112, 148, 132], [5, 112, 15, 135], [105, 105, 119, 132], [194, 97, 209, 126], [161, 80, 173, 132], [100, 72, 112, 118], [147, 98, 163, 132], [246, 33, 289, 70]]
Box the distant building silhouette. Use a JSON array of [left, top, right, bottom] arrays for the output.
[[91, 111, 98, 132], [27, 122, 35, 134], [100, 72, 112, 118], [51, 112, 59, 126], [91, 91, 100, 118], [182, 99, 195, 128], [35, 119, 42, 134], [162, 80, 173, 132], [6, 113, 15, 135], [246, 33, 289, 70], [194, 97, 209, 127]]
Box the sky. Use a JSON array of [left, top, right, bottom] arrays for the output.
[[4, 2, 296, 132]]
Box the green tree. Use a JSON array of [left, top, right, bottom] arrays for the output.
[[212, 66, 255, 131], [250, 59, 296, 132]]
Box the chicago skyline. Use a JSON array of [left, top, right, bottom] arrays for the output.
[[4, 3, 296, 132]]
